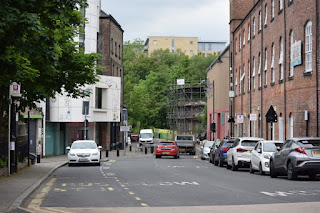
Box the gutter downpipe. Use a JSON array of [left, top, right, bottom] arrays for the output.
[[316, 0, 319, 137], [284, 0, 287, 140], [260, 2, 264, 139], [231, 32, 235, 137]]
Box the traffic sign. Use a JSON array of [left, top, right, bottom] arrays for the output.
[[120, 126, 130, 132]]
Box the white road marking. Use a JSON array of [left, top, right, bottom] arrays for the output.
[[261, 190, 320, 197]]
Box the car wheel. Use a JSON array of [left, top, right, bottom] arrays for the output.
[[68, 163, 73, 167], [218, 158, 223, 167], [287, 161, 297, 180], [309, 172, 316, 180], [214, 158, 218, 166], [259, 163, 265, 175], [270, 160, 277, 178], [226, 163, 231, 170], [231, 158, 238, 171], [249, 162, 254, 174], [174, 155, 178, 159], [209, 157, 212, 163], [156, 155, 160, 158]]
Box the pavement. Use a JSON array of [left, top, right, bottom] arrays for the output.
[[0, 142, 152, 213]]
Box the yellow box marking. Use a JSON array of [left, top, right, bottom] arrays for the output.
[[124, 188, 129, 190], [108, 187, 114, 191], [79, 183, 93, 187], [109, 160, 116, 162], [54, 188, 67, 192], [121, 185, 126, 187], [62, 183, 67, 187], [141, 203, 149, 207], [135, 197, 141, 201], [129, 192, 135, 195]]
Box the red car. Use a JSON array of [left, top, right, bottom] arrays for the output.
[[155, 141, 180, 159], [130, 134, 139, 142]]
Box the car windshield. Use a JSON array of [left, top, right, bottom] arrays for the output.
[[241, 140, 259, 147], [226, 141, 234, 148], [298, 140, 320, 148], [176, 136, 193, 140], [160, 142, 174, 145], [71, 142, 97, 149], [204, 142, 214, 148], [263, 143, 277, 152], [140, 133, 153, 138]]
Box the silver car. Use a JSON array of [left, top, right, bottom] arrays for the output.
[[201, 141, 214, 160], [270, 137, 320, 180]]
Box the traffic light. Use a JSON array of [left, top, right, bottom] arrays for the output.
[[85, 119, 89, 127], [210, 123, 216, 132]]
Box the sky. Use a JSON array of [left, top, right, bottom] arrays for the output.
[[101, 0, 230, 43]]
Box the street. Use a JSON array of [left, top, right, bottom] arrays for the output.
[[23, 146, 320, 212]]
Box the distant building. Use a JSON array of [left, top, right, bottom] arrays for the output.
[[229, 0, 320, 139], [144, 36, 226, 57], [206, 45, 230, 141]]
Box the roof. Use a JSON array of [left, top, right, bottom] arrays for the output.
[[100, 10, 124, 32], [206, 44, 230, 72]]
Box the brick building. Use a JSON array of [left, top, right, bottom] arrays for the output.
[[97, 11, 124, 150], [229, 0, 320, 140]]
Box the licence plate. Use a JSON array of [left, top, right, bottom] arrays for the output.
[[163, 152, 170, 154], [179, 148, 185, 151], [248, 151, 252, 153], [312, 151, 320, 155], [79, 158, 89, 162]]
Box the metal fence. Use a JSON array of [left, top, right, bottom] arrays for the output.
[[16, 140, 28, 163], [0, 138, 8, 161]]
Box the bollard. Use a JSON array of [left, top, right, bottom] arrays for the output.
[[129, 145, 132, 152], [117, 148, 119, 157], [106, 150, 109, 157], [37, 155, 41, 163], [145, 146, 147, 154], [151, 146, 154, 154], [100, 151, 101, 159]]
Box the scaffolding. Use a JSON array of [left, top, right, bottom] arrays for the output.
[[167, 80, 207, 135]]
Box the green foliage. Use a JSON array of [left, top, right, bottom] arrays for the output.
[[0, 0, 100, 134], [124, 40, 218, 130], [0, 156, 8, 168]]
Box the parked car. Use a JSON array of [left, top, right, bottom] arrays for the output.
[[201, 141, 214, 160], [207, 140, 221, 163], [66, 140, 102, 166], [226, 137, 264, 171], [212, 138, 235, 166], [270, 137, 320, 180], [250, 140, 283, 175], [155, 141, 180, 159], [130, 134, 139, 142]]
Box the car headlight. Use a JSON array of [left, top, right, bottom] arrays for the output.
[[92, 152, 99, 155], [263, 154, 271, 159]]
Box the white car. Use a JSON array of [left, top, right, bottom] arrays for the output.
[[250, 140, 283, 175], [67, 140, 102, 166], [226, 137, 264, 171], [200, 141, 214, 160]]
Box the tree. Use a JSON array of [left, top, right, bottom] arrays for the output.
[[0, 0, 100, 136]]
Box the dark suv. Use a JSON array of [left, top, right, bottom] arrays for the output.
[[211, 138, 235, 167]]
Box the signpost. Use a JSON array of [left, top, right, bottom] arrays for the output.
[[122, 109, 128, 156], [82, 101, 89, 139]]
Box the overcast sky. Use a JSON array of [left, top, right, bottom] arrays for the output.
[[101, 0, 230, 43]]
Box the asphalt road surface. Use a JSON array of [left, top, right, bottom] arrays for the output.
[[23, 151, 320, 212]]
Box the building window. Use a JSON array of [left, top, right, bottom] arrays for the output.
[[279, 37, 284, 80], [239, 34, 241, 50], [305, 21, 312, 72], [279, 0, 283, 11], [190, 50, 194, 55], [264, 48, 268, 86], [248, 60, 251, 91], [272, 0, 275, 18], [289, 30, 294, 77], [253, 17, 256, 36], [115, 41, 117, 57], [259, 11, 262, 31], [289, 113, 294, 138], [253, 56, 256, 90], [111, 38, 114, 54], [271, 43, 275, 83], [119, 45, 121, 59], [258, 52, 261, 88], [248, 24, 251, 41], [235, 38, 238, 52], [243, 30, 245, 46], [153, 40, 157, 45], [264, 4, 268, 26], [95, 88, 106, 109], [190, 41, 193, 45]]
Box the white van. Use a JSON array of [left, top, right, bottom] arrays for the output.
[[139, 129, 154, 145]]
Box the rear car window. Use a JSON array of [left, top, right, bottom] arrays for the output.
[[241, 140, 259, 147], [298, 140, 320, 147], [226, 141, 234, 148], [176, 136, 193, 140], [160, 142, 174, 145]]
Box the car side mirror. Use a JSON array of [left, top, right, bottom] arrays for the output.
[[66, 146, 70, 150], [276, 147, 281, 151], [98, 146, 102, 149], [258, 148, 262, 153], [201, 146, 204, 149]]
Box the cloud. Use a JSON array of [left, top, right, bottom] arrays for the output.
[[102, 0, 229, 42]]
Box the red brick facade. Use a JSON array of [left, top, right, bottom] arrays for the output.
[[230, 0, 320, 139]]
